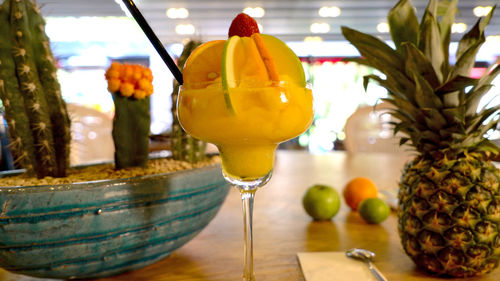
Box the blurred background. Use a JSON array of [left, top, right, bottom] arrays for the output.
[[5, 0, 497, 164]]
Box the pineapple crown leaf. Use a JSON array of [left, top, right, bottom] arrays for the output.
[[436, 75, 478, 93], [422, 130, 441, 143], [418, 8, 445, 82], [413, 71, 443, 109], [450, 40, 486, 79], [361, 68, 415, 104], [340, 26, 405, 74], [456, 5, 495, 59], [466, 105, 500, 134], [476, 62, 500, 93], [387, 109, 418, 126], [422, 108, 447, 130], [442, 91, 460, 108], [465, 84, 494, 116], [477, 139, 500, 155], [436, 0, 459, 76], [399, 137, 411, 146], [456, 132, 489, 149], [388, 0, 419, 53], [380, 97, 425, 123], [450, 6, 495, 79], [442, 107, 465, 124], [342, 0, 499, 157], [402, 42, 440, 88], [362, 74, 381, 92]]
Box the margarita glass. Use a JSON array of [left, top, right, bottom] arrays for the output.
[[178, 79, 313, 280]]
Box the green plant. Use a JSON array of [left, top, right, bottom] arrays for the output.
[[342, 0, 500, 277], [111, 92, 151, 169], [105, 62, 153, 169], [171, 40, 208, 163], [0, 0, 71, 179]]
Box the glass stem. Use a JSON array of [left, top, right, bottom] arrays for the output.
[[240, 190, 256, 281]]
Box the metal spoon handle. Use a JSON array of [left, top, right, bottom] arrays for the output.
[[366, 261, 387, 281]]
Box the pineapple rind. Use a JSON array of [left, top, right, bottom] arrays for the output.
[[398, 155, 500, 277]]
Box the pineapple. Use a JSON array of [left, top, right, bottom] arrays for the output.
[[342, 0, 500, 277]]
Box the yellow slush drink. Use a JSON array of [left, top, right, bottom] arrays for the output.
[[178, 80, 313, 180], [178, 13, 313, 182]]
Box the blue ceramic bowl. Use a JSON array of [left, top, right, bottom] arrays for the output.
[[0, 163, 230, 279]]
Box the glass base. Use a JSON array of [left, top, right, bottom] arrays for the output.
[[222, 170, 273, 281], [223, 170, 272, 192]]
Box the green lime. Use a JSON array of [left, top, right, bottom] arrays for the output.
[[302, 184, 341, 220], [358, 197, 390, 224]]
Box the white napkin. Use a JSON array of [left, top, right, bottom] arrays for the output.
[[297, 252, 379, 281]]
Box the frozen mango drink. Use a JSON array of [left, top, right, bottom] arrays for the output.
[[178, 13, 313, 280], [178, 14, 313, 183]]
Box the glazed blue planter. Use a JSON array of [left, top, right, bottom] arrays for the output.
[[0, 163, 230, 279]]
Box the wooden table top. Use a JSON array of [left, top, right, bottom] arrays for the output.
[[2, 150, 499, 281]]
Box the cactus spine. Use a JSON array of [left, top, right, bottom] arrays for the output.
[[0, 0, 71, 178], [171, 40, 207, 163]]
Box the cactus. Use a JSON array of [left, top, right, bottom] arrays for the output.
[[105, 62, 153, 169], [0, 0, 71, 178], [111, 92, 151, 169], [171, 40, 208, 163]]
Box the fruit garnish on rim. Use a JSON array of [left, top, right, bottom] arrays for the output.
[[228, 13, 260, 37], [182, 13, 306, 113], [183, 40, 225, 89], [222, 12, 280, 112]]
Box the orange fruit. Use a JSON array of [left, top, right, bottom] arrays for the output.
[[342, 177, 378, 211], [183, 40, 226, 89]]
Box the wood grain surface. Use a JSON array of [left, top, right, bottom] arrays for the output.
[[2, 150, 499, 281]]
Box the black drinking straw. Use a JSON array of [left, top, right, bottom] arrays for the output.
[[121, 0, 184, 85]]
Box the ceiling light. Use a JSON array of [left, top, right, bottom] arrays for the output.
[[452, 23, 467, 33], [377, 22, 390, 33], [166, 8, 189, 19], [304, 36, 323, 42], [486, 35, 500, 43], [169, 43, 185, 56], [473, 6, 493, 17], [243, 7, 265, 18], [310, 23, 330, 34], [175, 24, 195, 35], [318, 6, 341, 18]]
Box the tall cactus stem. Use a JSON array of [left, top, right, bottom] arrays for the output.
[[0, 0, 71, 178], [111, 92, 150, 169], [0, 0, 36, 174], [26, 0, 71, 177], [10, 0, 57, 178], [171, 40, 207, 163]]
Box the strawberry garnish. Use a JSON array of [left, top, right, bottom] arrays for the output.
[[228, 13, 260, 37]]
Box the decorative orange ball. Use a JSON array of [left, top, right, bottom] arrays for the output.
[[342, 177, 378, 211], [105, 62, 154, 99], [107, 78, 121, 93]]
